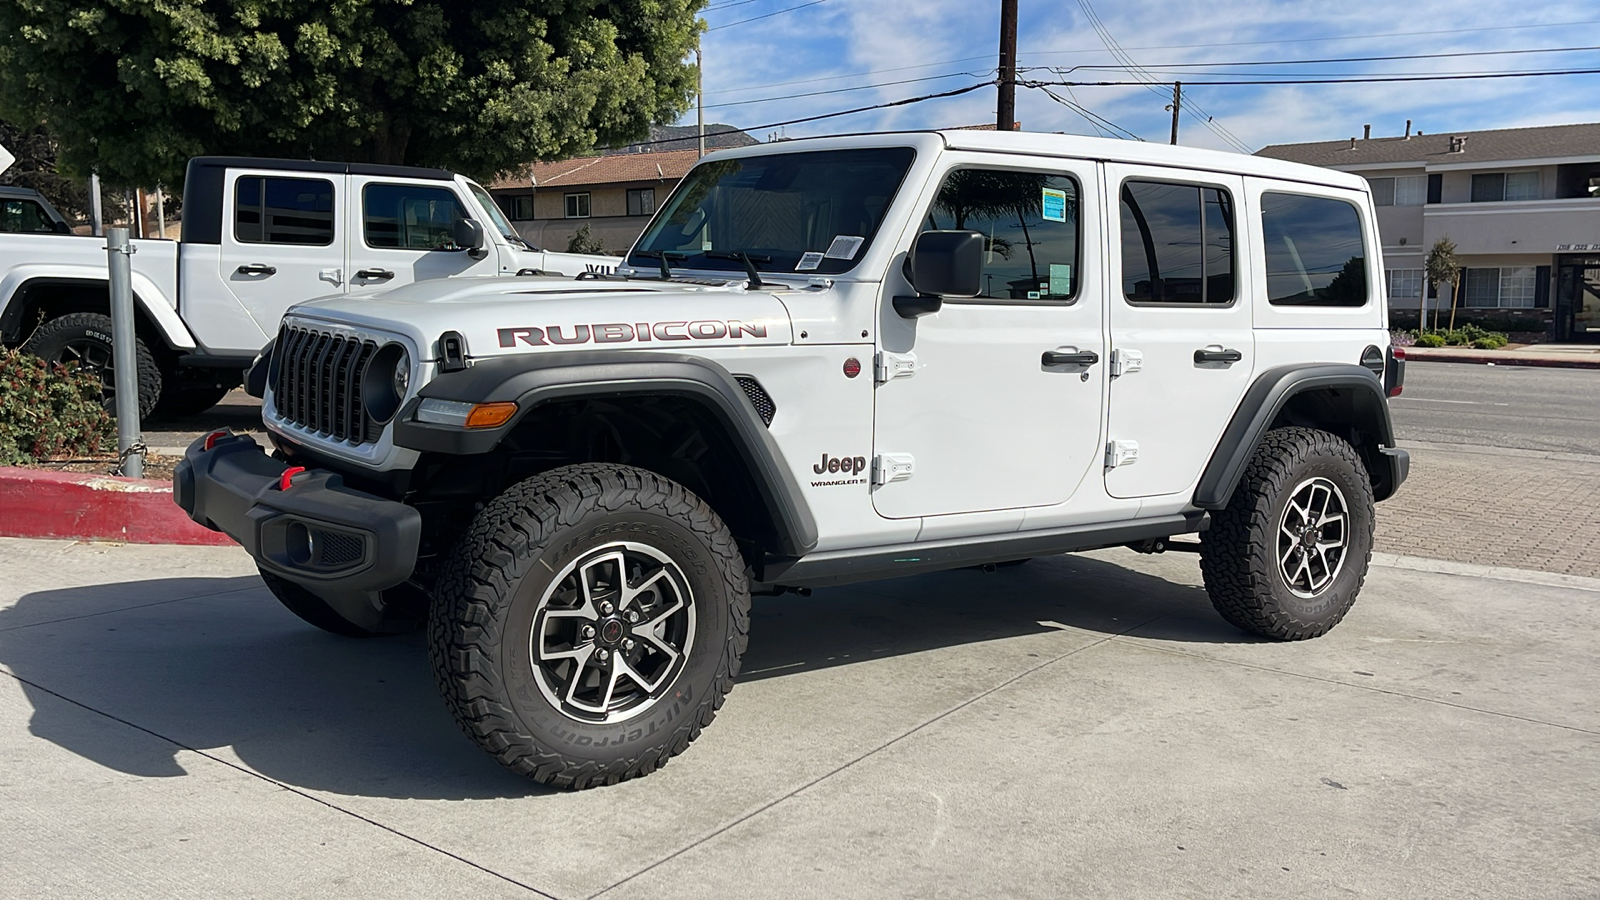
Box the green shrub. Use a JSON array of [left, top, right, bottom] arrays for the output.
[[565, 224, 607, 255], [0, 348, 113, 466], [1414, 332, 1447, 348], [1472, 334, 1509, 350]]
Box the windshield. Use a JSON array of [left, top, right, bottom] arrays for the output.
[[468, 181, 533, 248], [629, 147, 916, 276]]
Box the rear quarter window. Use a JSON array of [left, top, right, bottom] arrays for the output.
[[1260, 192, 1370, 307]]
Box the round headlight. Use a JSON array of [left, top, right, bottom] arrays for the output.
[[362, 343, 410, 424]]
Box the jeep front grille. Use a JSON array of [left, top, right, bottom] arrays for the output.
[[273, 324, 381, 444]]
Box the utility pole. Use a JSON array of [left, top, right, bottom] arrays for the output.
[[997, 0, 1017, 131], [696, 48, 706, 158], [1168, 81, 1182, 145]]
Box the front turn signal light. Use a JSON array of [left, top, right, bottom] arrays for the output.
[[465, 402, 518, 429]]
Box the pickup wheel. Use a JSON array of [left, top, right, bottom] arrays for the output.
[[429, 463, 750, 789], [1199, 427, 1374, 641], [257, 569, 427, 637], [21, 312, 161, 420]]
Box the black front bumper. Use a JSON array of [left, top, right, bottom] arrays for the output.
[[173, 434, 421, 606]]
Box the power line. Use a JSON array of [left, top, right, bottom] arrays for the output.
[[1022, 67, 1600, 87], [707, 0, 827, 31], [701, 69, 995, 110], [1053, 43, 1600, 72], [1038, 86, 1144, 141], [702, 0, 765, 10]]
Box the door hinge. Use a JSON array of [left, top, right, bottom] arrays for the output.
[[319, 268, 344, 287], [874, 350, 918, 384], [1110, 348, 1143, 377], [872, 452, 916, 485], [1105, 440, 1140, 468]]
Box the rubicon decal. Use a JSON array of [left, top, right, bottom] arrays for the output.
[[498, 320, 770, 348]]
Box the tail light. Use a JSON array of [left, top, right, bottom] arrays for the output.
[[1386, 346, 1406, 397]]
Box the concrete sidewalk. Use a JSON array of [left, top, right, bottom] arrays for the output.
[[1403, 342, 1600, 368], [1, 537, 1596, 899]]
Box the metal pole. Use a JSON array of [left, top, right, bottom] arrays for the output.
[[106, 227, 142, 478], [156, 186, 166, 239], [696, 48, 705, 158], [1169, 81, 1182, 145], [997, 0, 1018, 131], [89, 173, 104, 237]]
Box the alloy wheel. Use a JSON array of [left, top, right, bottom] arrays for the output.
[[1276, 476, 1349, 598]]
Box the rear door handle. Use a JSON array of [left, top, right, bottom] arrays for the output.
[[355, 268, 394, 281], [235, 263, 277, 276], [1042, 349, 1100, 367], [1194, 347, 1243, 364]]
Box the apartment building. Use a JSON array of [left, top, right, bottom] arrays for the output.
[[1258, 122, 1600, 340]]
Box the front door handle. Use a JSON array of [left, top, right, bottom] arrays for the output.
[[1042, 349, 1100, 367], [355, 268, 395, 281], [1194, 347, 1243, 364], [236, 263, 277, 276]]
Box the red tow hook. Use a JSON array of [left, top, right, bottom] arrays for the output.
[[278, 466, 307, 491], [203, 429, 231, 451]]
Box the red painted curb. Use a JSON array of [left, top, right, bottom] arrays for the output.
[[1403, 348, 1600, 369], [0, 467, 235, 546]]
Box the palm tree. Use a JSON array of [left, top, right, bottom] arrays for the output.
[[1425, 237, 1460, 332]]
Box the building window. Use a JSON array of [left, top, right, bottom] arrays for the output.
[[1506, 171, 1540, 201], [626, 188, 656, 217], [510, 196, 534, 221], [564, 192, 590, 219], [1260, 192, 1369, 307], [1120, 180, 1235, 305], [1427, 173, 1442, 204], [1386, 269, 1423, 302], [235, 176, 336, 246], [1369, 176, 1424, 207], [1471, 172, 1540, 203], [1463, 267, 1539, 308]]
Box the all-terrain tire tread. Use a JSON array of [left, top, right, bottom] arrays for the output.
[[21, 311, 163, 420]]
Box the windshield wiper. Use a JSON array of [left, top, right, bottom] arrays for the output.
[[703, 251, 774, 290], [633, 249, 688, 280]]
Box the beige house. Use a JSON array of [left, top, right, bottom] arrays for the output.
[[488, 149, 702, 255], [1258, 122, 1600, 340]]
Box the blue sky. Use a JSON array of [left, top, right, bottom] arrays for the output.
[[685, 0, 1600, 151]]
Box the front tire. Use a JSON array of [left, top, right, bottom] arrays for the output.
[[429, 463, 750, 789], [1199, 427, 1375, 640]]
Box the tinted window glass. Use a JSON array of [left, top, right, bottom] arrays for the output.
[[235, 176, 334, 245], [920, 169, 1080, 301], [1471, 173, 1504, 202], [363, 183, 466, 250], [1120, 181, 1234, 304], [1260, 192, 1368, 307], [631, 147, 916, 276], [0, 199, 56, 233]]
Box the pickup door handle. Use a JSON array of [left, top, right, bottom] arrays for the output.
[[235, 263, 277, 276], [1042, 349, 1100, 367], [355, 268, 395, 280], [1194, 348, 1243, 364]]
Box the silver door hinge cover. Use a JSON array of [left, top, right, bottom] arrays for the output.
[[872, 452, 916, 485], [1106, 440, 1140, 468], [1110, 348, 1143, 377], [319, 268, 343, 286], [875, 350, 918, 384]]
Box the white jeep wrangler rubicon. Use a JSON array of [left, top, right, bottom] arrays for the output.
[[175, 131, 1409, 789]]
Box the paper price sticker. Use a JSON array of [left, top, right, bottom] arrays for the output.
[[795, 251, 825, 271], [824, 235, 865, 260], [1041, 188, 1067, 223]]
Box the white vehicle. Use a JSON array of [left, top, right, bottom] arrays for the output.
[[176, 131, 1409, 789], [0, 157, 617, 418]]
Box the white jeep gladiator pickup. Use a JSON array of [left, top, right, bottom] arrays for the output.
[[0, 157, 616, 419], [175, 130, 1409, 789]]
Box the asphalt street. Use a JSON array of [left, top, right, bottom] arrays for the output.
[[1389, 361, 1600, 455]]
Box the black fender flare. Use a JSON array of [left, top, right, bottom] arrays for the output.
[[392, 350, 819, 557], [1194, 363, 1403, 509]]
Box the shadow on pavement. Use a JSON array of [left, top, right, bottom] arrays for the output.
[[0, 553, 1248, 799]]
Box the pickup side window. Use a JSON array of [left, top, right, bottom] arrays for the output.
[[1, 198, 58, 233], [1260, 192, 1369, 307], [922, 168, 1081, 302], [1120, 180, 1235, 305], [363, 183, 468, 250], [234, 176, 335, 245]]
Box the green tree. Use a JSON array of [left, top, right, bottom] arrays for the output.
[[1425, 237, 1460, 332], [0, 120, 89, 221], [0, 0, 704, 188], [566, 222, 606, 254]]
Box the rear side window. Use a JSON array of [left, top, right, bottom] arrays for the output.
[[1120, 181, 1235, 304], [234, 176, 335, 245], [923, 168, 1082, 301], [1260, 192, 1369, 307], [364, 183, 467, 250]]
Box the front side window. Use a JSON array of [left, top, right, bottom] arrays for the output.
[[235, 176, 335, 245], [627, 188, 656, 217], [0, 198, 56, 233], [565, 193, 590, 219], [1260, 192, 1369, 307], [921, 168, 1081, 301], [630, 147, 917, 276], [363, 183, 467, 250], [1120, 180, 1235, 304]]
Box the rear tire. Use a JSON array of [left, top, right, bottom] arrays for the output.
[[1199, 427, 1374, 641], [21, 311, 162, 421], [429, 463, 749, 789], [258, 569, 426, 637]]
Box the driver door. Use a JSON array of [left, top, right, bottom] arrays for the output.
[[345, 177, 497, 291]]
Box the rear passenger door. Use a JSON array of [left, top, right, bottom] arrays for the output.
[[1103, 166, 1254, 500], [345, 176, 498, 290]]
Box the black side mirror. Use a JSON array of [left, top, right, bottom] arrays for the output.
[[895, 230, 984, 318], [453, 218, 487, 259]]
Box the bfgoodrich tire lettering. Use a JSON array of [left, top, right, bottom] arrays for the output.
[[429, 463, 749, 789], [21, 311, 162, 420], [1199, 426, 1375, 640]]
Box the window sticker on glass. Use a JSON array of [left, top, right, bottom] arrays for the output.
[[1041, 188, 1068, 223], [1049, 263, 1073, 294], [824, 235, 865, 259], [796, 251, 825, 271]]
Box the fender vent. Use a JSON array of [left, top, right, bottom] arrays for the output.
[[735, 376, 776, 426]]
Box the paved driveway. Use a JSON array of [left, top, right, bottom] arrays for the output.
[[2, 538, 1596, 899]]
